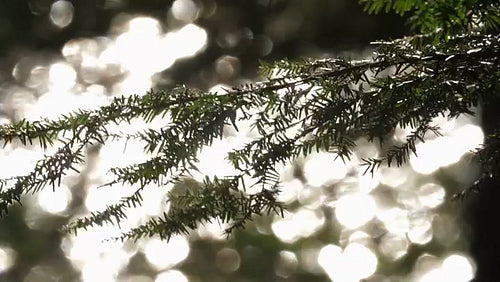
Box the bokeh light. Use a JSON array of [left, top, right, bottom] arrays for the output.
[[318, 243, 377, 282], [0, 2, 485, 281], [303, 152, 349, 187], [48, 62, 77, 90], [379, 233, 410, 261], [171, 0, 200, 22], [410, 124, 483, 174], [155, 270, 188, 282], [196, 219, 228, 240], [408, 213, 434, 245], [278, 178, 303, 203], [417, 254, 475, 282], [144, 236, 190, 270], [275, 250, 298, 278], [215, 248, 241, 273], [192, 138, 238, 182], [272, 209, 325, 243], [418, 183, 446, 208], [0, 148, 44, 179], [49, 0, 74, 28], [376, 207, 410, 236], [0, 246, 15, 274], [441, 254, 475, 282], [37, 184, 72, 214], [335, 193, 376, 229]]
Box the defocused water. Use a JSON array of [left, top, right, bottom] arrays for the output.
[[0, 1, 481, 281]]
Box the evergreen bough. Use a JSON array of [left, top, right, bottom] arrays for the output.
[[0, 0, 498, 241]]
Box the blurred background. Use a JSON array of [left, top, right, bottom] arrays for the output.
[[0, 0, 482, 281]]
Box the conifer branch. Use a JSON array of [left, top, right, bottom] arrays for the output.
[[0, 29, 498, 240]]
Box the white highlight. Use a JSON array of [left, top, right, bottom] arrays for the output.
[[144, 236, 190, 270], [379, 234, 409, 261], [272, 209, 324, 243], [418, 183, 446, 208], [418, 254, 475, 282], [304, 152, 348, 186], [171, 0, 200, 22], [50, 1, 74, 28], [441, 254, 475, 282], [376, 207, 410, 236], [318, 243, 377, 282], [411, 125, 483, 174], [49, 62, 77, 91], [38, 185, 71, 214], [0, 246, 15, 273], [335, 194, 376, 229], [156, 270, 188, 282]]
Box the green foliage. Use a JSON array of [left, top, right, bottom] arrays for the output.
[[0, 0, 499, 241], [360, 0, 500, 37]]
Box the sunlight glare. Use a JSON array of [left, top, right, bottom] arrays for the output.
[[113, 73, 153, 96], [304, 152, 348, 187], [417, 183, 445, 208], [379, 233, 409, 261], [392, 125, 414, 144], [80, 55, 106, 84], [450, 124, 484, 153], [85, 184, 135, 212], [318, 244, 342, 280], [414, 253, 474, 282], [278, 179, 303, 203], [297, 185, 323, 209], [408, 215, 433, 245], [410, 138, 452, 174], [25, 89, 104, 120], [115, 17, 172, 74], [128, 17, 161, 35], [272, 209, 324, 243], [141, 187, 170, 216], [81, 255, 125, 282], [376, 207, 410, 236], [413, 253, 446, 282], [380, 166, 409, 188], [0, 148, 43, 179], [357, 169, 380, 193], [192, 139, 237, 182], [156, 270, 188, 282], [95, 139, 149, 178], [342, 243, 377, 280], [167, 26, 205, 67], [197, 220, 228, 240], [38, 184, 71, 214], [318, 243, 377, 282], [48, 62, 77, 90], [335, 193, 376, 229], [144, 236, 190, 270], [430, 113, 456, 135], [164, 24, 208, 59], [67, 227, 124, 263], [410, 124, 483, 174], [441, 254, 475, 282], [111, 19, 207, 78], [419, 268, 445, 282]]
